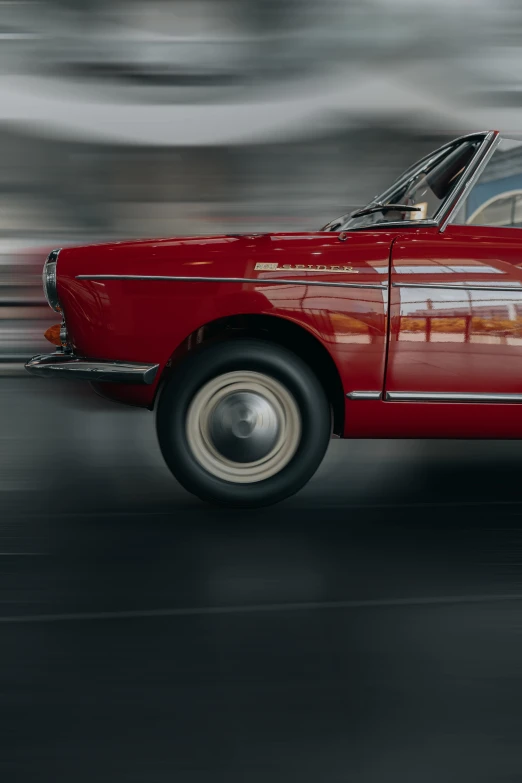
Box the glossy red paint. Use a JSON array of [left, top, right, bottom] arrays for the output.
[[56, 231, 396, 417], [35, 127, 522, 460], [50, 220, 522, 440], [388, 225, 522, 396], [345, 399, 522, 439]]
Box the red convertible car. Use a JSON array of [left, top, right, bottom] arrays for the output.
[[26, 130, 522, 505]]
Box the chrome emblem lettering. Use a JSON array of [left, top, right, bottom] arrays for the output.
[[254, 263, 278, 271], [254, 263, 358, 273]]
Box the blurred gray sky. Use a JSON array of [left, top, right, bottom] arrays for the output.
[[1, 0, 522, 147], [1, 0, 522, 315]]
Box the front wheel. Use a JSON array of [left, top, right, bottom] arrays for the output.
[[156, 339, 332, 507]]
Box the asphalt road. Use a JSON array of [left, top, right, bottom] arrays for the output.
[[2, 379, 522, 782]]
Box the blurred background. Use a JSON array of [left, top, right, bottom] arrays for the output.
[[4, 0, 522, 368], [4, 2, 522, 781]]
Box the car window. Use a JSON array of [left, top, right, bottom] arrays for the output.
[[451, 138, 522, 228], [326, 138, 482, 232]]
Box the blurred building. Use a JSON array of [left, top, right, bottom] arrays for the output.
[[464, 144, 522, 227]]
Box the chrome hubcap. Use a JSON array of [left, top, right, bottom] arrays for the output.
[[209, 391, 280, 463], [186, 371, 301, 483]]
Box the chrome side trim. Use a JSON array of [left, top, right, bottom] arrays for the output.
[[439, 131, 500, 232], [76, 274, 387, 290], [386, 391, 522, 403], [392, 282, 522, 292], [346, 391, 382, 400], [25, 353, 159, 385]]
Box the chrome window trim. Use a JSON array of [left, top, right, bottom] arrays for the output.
[[386, 391, 522, 403], [346, 391, 382, 400], [392, 281, 522, 292], [76, 274, 387, 290], [438, 130, 500, 232]]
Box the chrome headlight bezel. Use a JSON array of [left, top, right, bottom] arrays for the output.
[[42, 249, 61, 312]]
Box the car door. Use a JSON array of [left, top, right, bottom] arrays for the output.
[[387, 224, 522, 401]]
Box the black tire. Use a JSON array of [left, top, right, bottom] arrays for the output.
[[156, 338, 332, 507]]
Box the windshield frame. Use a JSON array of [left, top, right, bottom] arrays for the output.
[[328, 130, 498, 233]]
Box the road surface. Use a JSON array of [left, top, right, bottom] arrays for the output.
[[2, 379, 522, 781]]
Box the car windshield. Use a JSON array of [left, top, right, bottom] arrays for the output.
[[323, 135, 486, 232]]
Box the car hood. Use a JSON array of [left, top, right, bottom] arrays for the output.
[[56, 228, 403, 287], [57, 232, 327, 279]]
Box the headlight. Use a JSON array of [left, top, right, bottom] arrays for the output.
[[42, 249, 61, 312]]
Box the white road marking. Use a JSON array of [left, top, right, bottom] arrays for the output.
[[1, 593, 522, 624]]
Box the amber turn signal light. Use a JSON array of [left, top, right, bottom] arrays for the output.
[[44, 324, 62, 346]]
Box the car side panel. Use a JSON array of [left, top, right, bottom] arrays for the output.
[[388, 225, 522, 395], [55, 231, 393, 418], [374, 224, 522, 438]]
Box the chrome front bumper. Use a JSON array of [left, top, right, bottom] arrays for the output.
[[25, 353, 160, 385]]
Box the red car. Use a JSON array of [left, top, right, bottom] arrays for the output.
[[26, 130, 522, 506]]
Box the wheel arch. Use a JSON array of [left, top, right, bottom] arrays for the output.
[[158, 313, 345, 436]]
